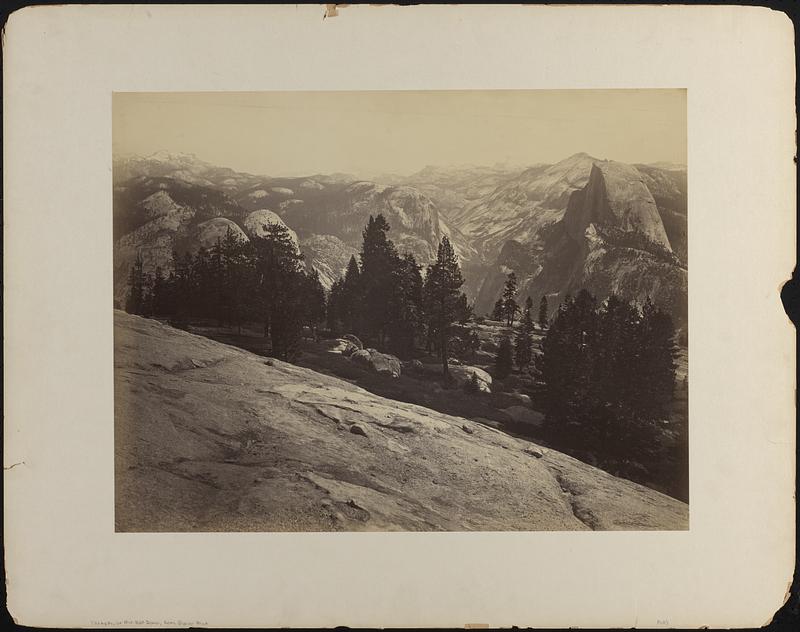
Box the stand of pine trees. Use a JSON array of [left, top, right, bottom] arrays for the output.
[[328, 215, 471, 373], [126, 214, 472, 374], [536, 289, 678, 473], [123, 223, 325, 361]]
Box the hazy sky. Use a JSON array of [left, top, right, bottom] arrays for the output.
[[113, 90, 686, 177]]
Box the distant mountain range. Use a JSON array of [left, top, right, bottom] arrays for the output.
[[112, 151, 687, 328]]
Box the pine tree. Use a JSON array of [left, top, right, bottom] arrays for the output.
[[211, 237, 225, 324], [359, 215, 399, 344], [636, 297, 677, 420], [192, 246, 215, 320], [125, 252, 146, 315], [514, 302, 535, 370], [327, 278, 344, 333], [220, 227, 250, 333], [140, 272, 155, 317], [387, 253, 424, 358], [492, 298, 505, 321], [494, 335, 513, 379], [538, 295, 549, 329], [455, 293, 472, 324], [340, 255, 363, 334], [467, 327, 480, 362], [592, 293, 640, 449], [303, 268, 327, 340], [537, 290, 598, 446], [422, 236, 465, 378], [150, 266, 167, 316], [161, 271, 178, 319], [252, 222, 305, 361], [170, 250, 195, 328], [501, 272, 519, 326]]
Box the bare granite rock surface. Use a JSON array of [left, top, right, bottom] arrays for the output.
[[114, 310, 688, 532]]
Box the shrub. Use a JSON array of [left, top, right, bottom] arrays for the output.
[[464, 372, 481, 394], [494, 335, 513, 379]]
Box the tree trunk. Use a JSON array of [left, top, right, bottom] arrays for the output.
[[440, 331, 449, 377]]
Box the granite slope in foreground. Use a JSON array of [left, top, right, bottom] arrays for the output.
[[114, 310, 689, 532]]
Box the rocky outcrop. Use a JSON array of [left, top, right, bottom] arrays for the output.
[[299, 234, 359, 290], [192, 218, 249, 252], [502, 405, 544, 426], [475, 239, 538, 316], [490, 391, 533, 409], [341, 334, 364, 350], [472, 159, 687, 328], [635, 164, 688, 264], [564, 161, 671, 250], [522, 161, 688, 325], [278, 181, 444, 264], [350, 348, 402, 378], [420, 364, 493, 393], [299, 179, 324, 190], [271, 187, 294, 196], [464, 157, 687, 325], [243, 209, 298, 246], [448, 365, 492, 393], [315, 338, 359, 356], [455, 153, 598, 259], [114, 310, 689, 532], [141, 190, 181, 221]]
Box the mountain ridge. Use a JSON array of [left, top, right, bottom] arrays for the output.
[[112, 151, 687, 326]]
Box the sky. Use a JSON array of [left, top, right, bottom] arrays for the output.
[[112, 90, 686, 177]]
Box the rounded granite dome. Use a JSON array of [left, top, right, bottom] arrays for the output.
[[193, 218, 249, 250], [243, 209, 299, 246]]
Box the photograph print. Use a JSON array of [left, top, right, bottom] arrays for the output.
[[113, 89, 688, 532]]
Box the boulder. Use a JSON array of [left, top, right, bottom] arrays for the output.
[[341, 334, 363, 350], [502, 405, 544, 426], [447, 365, 492, 393], [510, 392, 533, 406], [480, 339, 499, 354], [491, 391, 532, 409], [524, 446, 546, 458], [471, 416, 502, 429], [350, 348, 402, 378], [318, 338, 359, 356], [349, 424, 368, 437], [473, 350, 495, 365], [403, 359, 425, 374]]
